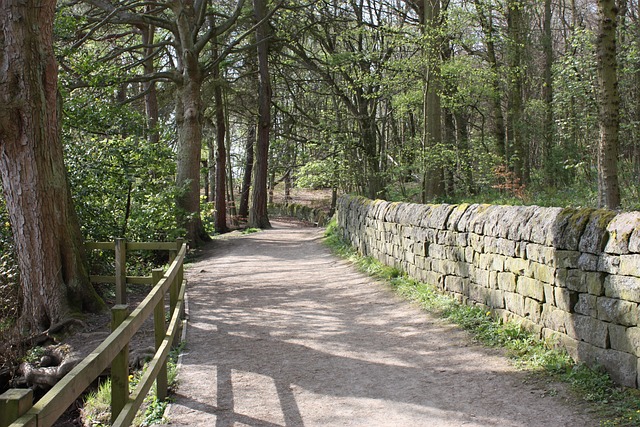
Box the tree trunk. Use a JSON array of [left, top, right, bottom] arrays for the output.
[[249, 0, 272, 229], [140, 16, 159, 145], [506, 0, 527, 183], [238, 122, 255, 218], [175, 77, 210, 244], [213, 41, 228, 234], [0, 1, 104, 334], [596, 0, 621, 209], [422, 0, 444, 200], [542, 0, 554, 186]]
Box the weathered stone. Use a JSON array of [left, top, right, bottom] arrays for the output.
[[544, 285, 556, 307], [573, 315, 609, 348], [554, 288, 578, 312], [555, 268, 568, 288], [619, 254, 640, 278], [527, 261, 555, 284], [597, 254, 620, 274], [469, 284, 490, 305], [605, 212, 640, 255], [524, 297, 542, 322], [576, 342, 637, 388], [445, 276, 469, 295], [505, 257, 529, 275], [528, 207, 563, 246], [578, 253, 599, 271], [541, 304, 570, 334], [497, 272, 517, 292], [627, 327, 640, 357], [579, 209, 616, 254], [526, 243, 555, 265], [575, 294, 597, 318], [604, 275, 640, 303], [552, 207, 594, 250], [457, 204, 490, 233], [488, 289, 505, 309], [585, 272, 606, 296], [504, 292, 525, 317], [630, 229, 640, 253], [489, 271, 498, 289], [517, 276, 545, 301], [464, 246, 475, 263], [472, 268, 490, 287], [555, 250, 580, 269], [425, 204, 456, 230], [609, 324, 634, 354], [596, 297, 638, 326], [543, 328, 579, 359], [446, 203, 471, 231]]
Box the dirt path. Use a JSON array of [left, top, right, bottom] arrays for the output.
[[163, 220, 599, 427]]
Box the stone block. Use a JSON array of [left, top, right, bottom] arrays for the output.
[[619, 254, 640, 278], [428, 244, 446, 260], [504, 292, 525, 317], [524, 297, 542, 322], [578, 253, 599, 271], [605, 212, 640, 255], [436, 230, 454, 245], [527, 261, 555, 284], [517, 276, 545, 302], [596, 297, 638, 326], [469, 233, 484, 253], [505, 206, 538, 241], [576, 341, 637, 388], [469, 284, 490, 305], [472, 268, 490, 287], [598, 254, 620, 274], [585, 272, 606, 296], [555, 250, 580, 269], [575, 294, 597, 318], [627, 327, 640, 357], [543, 328, 579, 359], [630, 229, 640, 253], [609, 324, 634, 354], [445, 276, 469, 295], [526, 243, 555, 265], [541, 304, 570, 334], [464, 246, 475, 263], [573, 314, 609, 348], [551, 207, 594, 251], [489, 271, 499, 290], [505, 257, 529, 275], [425, 204, 456, 230], [544, 285, 556, 307], [497, 272, 517, 292], [554, 288, 578, 312], [604, 275, 640, 303], [555, 268, 568, 288], [488, 289, 505, 309], [446, 203, 471, 231], [579, 209, 617, 254]]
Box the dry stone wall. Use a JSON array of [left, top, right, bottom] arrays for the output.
[[337, 194, 640, 388]]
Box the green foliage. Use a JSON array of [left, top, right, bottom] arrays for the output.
[[241, 228, 261, 235]]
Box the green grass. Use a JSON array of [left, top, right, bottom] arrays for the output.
[[323, 219, 640, 426], [81, 343, 184, 426], [241, 227, 261, 235]]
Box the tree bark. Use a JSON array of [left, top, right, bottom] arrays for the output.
[[596, 0, 621, 209], [542, 0, 554, 186], [238, 122, 255, 218], [249, 0, 272, 229], [213, 40, 228, 234], [0, 0, 104, 334]]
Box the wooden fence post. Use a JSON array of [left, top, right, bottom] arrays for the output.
[[111, 304, 130, 423], [115, 238, 127, 305], [0, 389, 32, 427], [152, 269, 168, 401]]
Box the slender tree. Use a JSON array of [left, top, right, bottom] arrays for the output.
[[596, 0, 621, 208]]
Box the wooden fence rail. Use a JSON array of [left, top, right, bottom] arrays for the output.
[[0, 239, 187, 427]]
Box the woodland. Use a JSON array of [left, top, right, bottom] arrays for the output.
[[0, 0, 638, 372]]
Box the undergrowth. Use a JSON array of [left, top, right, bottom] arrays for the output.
[[323, 219, 640, 427], [81, 342, 184, 426]]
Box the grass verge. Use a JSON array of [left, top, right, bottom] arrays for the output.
[[324, 219, 640, 427], [81, 342, 184, 426]]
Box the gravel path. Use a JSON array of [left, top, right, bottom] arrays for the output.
[[163, 221, 599, 427]]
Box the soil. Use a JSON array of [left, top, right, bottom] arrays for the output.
[[162, 219, 600, 427]]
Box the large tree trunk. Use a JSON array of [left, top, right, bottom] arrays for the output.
[[249, 0, 272, 229], [0, 1, 104, 335], [422, 0, 444, 201], [175, 77, 210, 244], [141, 19, 160, 145], [596, 0, 621, 208]]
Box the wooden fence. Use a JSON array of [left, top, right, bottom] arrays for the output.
[[0, 239, 187, 427]]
